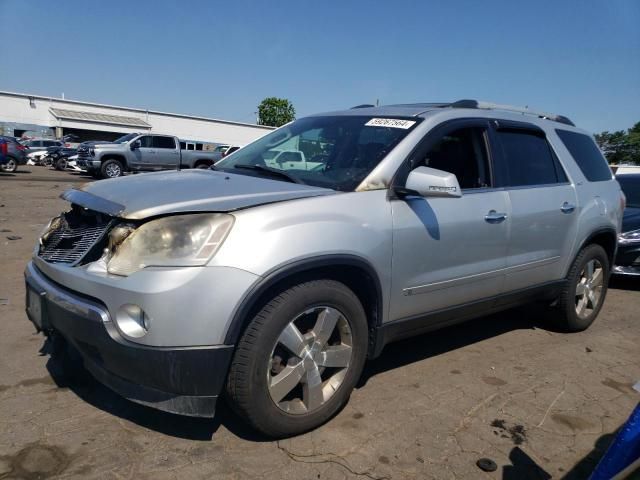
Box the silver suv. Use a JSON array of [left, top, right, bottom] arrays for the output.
[[25, 100, 624, 437]]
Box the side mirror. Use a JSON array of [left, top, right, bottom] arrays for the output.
[[402, 166, 462, 198], [130, 140, 141, 150]]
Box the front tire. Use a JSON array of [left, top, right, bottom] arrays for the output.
[[226, 280, 368, 438], [552, 244, 610, 332], [101, 159, 123, 179]]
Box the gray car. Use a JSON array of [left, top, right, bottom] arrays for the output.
[[25, 100, 623, 437]]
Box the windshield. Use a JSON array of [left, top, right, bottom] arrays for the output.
[[114, 133, 139, 144], [618, 176, 640, 208], [216, 115, 419, 191]]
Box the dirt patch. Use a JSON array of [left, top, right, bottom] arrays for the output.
[[0, 443, 70, 479], [490, 419, 527, 445], [551, 414, 594, 431], [482, 376, 507, 386], [602, 377, 635, 394]]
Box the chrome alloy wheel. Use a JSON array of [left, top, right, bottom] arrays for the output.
[[268, 306, 353, 414], [575, 259, 604, 319], [105, 163, 121, 177]]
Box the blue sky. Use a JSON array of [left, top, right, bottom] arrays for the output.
[[1, 0, 638, 133]]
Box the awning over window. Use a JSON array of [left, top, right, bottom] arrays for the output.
[[49, 108, 151, 128]]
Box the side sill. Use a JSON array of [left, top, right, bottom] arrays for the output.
[[370, 280, 565, 358]]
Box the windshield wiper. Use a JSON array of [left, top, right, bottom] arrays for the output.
[[233, 164, 304, 184]]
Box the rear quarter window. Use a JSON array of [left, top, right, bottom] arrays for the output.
[[556, 130, 612, 182]]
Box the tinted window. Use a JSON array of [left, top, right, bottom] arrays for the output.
[[188, 144, 195, 150], [179, 142, 186, 149], [498, 130, 560, 186], [414, 127, 491, 189], [153, 136, 176, 149], [617, 176, 640, 208], [556, 130, 612, 182], [138, 136, 153, 148], [195, 143, 203, 151]]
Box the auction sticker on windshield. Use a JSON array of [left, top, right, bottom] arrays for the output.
[[365, 118, 416, 129]]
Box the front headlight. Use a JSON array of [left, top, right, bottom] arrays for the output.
[[107, 214, 234, 276], [618, 228, 640, 245]]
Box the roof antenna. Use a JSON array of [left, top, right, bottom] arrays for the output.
[[376, 98, 379, 106]]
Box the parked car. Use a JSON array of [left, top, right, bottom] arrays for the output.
[[25, 100, 623, 438], [76, 133, 219, 178], [221, 145, 242, 158], [210, 144, 230, 162], [45, 147, 78, 170], [65, 155, 85, 173], [0, 137, 7, 166], [613, 173, 640, 276], [0, 135, 28, 172], [26, 149, 50, 166], [20, 138, 64, 152]]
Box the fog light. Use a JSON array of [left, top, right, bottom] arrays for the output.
[[115, 304, 150, 338]]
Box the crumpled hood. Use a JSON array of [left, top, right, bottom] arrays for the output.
[[62, 169, 335, 219]]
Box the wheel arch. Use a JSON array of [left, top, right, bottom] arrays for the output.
[[194, 159, 213, 168], [101, 154, 128, 168], [577, 228, 617, 267], [223, 255, 383, 358]]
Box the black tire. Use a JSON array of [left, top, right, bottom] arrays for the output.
[[100, 159, 124, 179], [1, 156, 18, 173], [195, 162, 210, 169], [226, 279, 368, 438], [552, 244, 610, 332], [55, 158, 67, 171]]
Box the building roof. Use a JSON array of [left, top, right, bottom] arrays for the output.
[[50, 107, 152, 128], [0, 90, 273, 130]]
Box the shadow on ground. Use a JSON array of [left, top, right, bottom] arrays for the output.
[[39, 303, 558, 442], [358, 303, 555, 387], [42, 338, 265, 442]]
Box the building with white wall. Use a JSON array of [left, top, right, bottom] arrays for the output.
[[0, 90, 273, 145]]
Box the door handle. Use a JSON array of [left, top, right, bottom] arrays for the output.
[[484, 210, 507, 223], [561, 202, 576, 214]]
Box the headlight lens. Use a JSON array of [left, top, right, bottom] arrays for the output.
[[107, 214, 234, 276], [618, 228, 640, 245]]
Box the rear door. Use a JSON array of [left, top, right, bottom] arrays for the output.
[[153, 135, 180, 169], [492, 121, 578, 291], [389, 119, 511, 321]]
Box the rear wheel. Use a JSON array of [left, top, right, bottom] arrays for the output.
[[55, 158, 67, 171], [1, 157, 17, 173], [226, 280, 368, 438], [552, 244, 610, 331], [195, 162, 210, 169], [101, 159, 123, 179]]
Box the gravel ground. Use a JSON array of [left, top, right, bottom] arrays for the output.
[[1, 167, 639, 480]]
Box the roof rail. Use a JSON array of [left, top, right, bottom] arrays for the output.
[[449, 99, 575, 126], [351, 104, 375, 109]]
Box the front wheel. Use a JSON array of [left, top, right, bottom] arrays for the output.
[[226, 280, 368, 438], [552, 244, 610, 332], [101, 159, 123, 179]]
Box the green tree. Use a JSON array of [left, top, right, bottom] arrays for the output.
[[594, 122, 640, 165], [257, 97, 295, 127]]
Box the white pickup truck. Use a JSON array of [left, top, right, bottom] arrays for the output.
[[76, 133, 219, 179]]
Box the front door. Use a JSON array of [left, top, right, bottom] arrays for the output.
[[389, 120, 510, 322], [131, 135, 157, 170]]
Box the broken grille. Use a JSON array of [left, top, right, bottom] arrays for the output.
[[38, 207, 112, 264]]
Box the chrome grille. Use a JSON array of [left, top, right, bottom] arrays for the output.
[[38, 208, 111, 264]]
